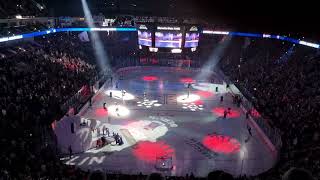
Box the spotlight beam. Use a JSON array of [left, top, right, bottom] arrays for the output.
[[197, 36, 232, 80], [81, 0, 110, 72]]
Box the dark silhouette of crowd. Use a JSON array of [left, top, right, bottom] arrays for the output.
[[0, 23, 50, 38], [0, 33, 98, 179], [0, 0, 47, 18], [219, 37, 320, 179]]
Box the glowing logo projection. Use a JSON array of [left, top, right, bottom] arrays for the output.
[[196, 90, 214, 98], [142, 76, 159, 81], [105, 90, 135, 100], [182, 103, 204, 111], [124, 120, 168, 142], [211, 107, 241, 118], [107, 105, 130, 118], [132, 141, 175, 163], [180, 77, 195, 83], [177, 94, 200, 103], [149, 116, 177, 128], [202, 134, 241, 154], [137, 99, 162, 108]]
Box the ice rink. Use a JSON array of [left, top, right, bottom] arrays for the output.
[[62, 67, 276, 177]]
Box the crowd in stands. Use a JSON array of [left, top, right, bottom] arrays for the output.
[[0, 33, 98, 179], [0, 0, 47, 18], [219, 37, 320, 179], [0, 29, 319, 180], [0, 23, 50, 38], [0, 31, 149, 179]]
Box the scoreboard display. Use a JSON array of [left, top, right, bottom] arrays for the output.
[[155, 32, 183, 48], [184, 32, 199, 47], [137, 24, 200, 50], [138, 30, 152, 47]]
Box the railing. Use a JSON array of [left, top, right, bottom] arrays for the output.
[[217, 69, 282, 156], [60, 70, 112, 116], [59, 84, 91, 115]]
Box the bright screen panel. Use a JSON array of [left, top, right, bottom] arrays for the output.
[[155, 32, 182, 48], [185, 32, 199, 47], [138, 30, 152, 46]]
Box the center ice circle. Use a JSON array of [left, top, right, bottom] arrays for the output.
[[176, 94, 200, 103]]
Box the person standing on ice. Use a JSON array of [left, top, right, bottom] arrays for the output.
[[223, 109, 228, 118], [106, 127, 109, 137], [115, 102, 120, 116], [227, 107, 231, 114], [245, 123, 252, 143], [187, 83, 191, 98], [121, 90, 126, 104], [97, 127, 101, 137], [119, 136, 123, 145], [102, 125, 106, 135], [247, 124, 252, 137], [68, 145, 73, 159], [115, 102, 119, 112]]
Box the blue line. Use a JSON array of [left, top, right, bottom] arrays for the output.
[[230, 32, 263, 38], [116, 27, 137, 31], [0, 27, 318, 49]]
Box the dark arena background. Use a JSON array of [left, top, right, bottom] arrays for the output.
[[0, 1, 319, 180]]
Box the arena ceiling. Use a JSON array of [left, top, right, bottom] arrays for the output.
[[48, 0, 320, 38]]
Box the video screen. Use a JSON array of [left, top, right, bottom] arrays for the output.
[[138, 30, 152, 47], [184, 32, 200, 47], [155, 32, 182, 48]]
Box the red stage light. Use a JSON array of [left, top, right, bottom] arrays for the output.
[[212, 107, 241, 118], [202, 134, 241, 154], [180, 77, 195, 83], [196, 90, 214, 98], [194, 100, 204, 105], [132, 141, 175, 163], [95, 108, 108, 117], [142, 76, 158, 81]]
